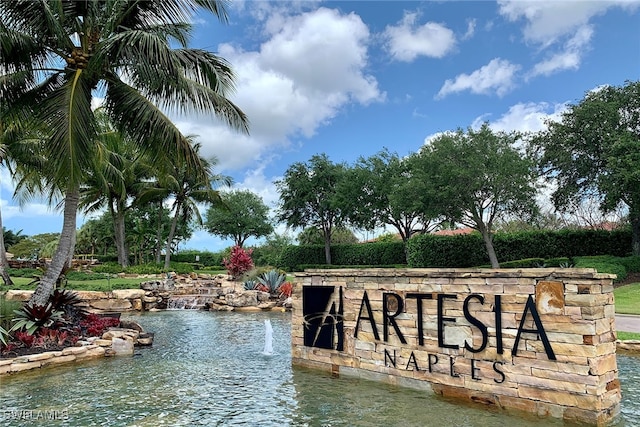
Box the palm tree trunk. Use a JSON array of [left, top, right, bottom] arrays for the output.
[[111, 201, 130, 268], [155, 201, 163, 263], [28, 188, 79, 306], [0, 208, 14, 286], [164, 208, 180, 270]]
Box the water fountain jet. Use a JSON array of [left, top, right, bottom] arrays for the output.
[[263, 319, 273, 355]]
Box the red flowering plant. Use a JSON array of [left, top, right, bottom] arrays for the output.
[[278, 282, 293, 299], [223, 246, 254, 279], [80, 314, 120, 338]]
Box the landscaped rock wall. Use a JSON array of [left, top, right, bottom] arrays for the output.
[[291, 268, 620, 426], [4, 289, 146, 312]]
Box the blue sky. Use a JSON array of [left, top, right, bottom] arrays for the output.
[[1, 0, 639, 252]]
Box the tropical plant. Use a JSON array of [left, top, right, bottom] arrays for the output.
[[0, 0, 248, 306], [137, 142, 232, 269], [257, 269, 286, 294], [0, 325, 10, 346], [79, 110, 154, 267], [79, 314, 120, 338], [278, 282, 293, 299], [14, 331, 35, 347], [223, 246, 254, 279], [49, 289, 89, 323], [11, 303, 63, 335]]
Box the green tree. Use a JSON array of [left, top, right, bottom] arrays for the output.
[[2, 227, 26, 248], [416, 124, 538, 267], [0, 0, 248, 305], [276, 154, 348, 264], [253, 232, 295, 266], [76, 217, 114, 258], [138, 143, 231, 270], [80, 111, 154, 267], [297, 226, 358, 245], [535, 81, 640, 255], [8, 233, 60, 259], [204, 190, 273, 247], [343, 149, 441, 244]]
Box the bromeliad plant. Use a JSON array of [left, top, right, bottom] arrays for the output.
[[9, 289, 86, 336], [11, 303, 63, 335]]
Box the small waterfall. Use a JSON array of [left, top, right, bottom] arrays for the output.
[[167, 296, 200, 310], [263, 319, 273, 355]]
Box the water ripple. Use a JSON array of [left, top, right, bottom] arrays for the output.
[[0, 311, 638, 426]]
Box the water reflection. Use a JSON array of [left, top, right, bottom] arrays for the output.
[[0, 311, 637, 426]]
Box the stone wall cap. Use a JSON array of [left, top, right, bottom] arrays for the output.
[[295, 268, 611, 279]]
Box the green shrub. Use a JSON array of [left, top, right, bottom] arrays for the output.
[[277, 242, 406, 271], [7, 268, 41, 278], [332, 242, 406, 266], [297, 264, 406, 270], [407, 234, 487, 268], [407, 229, 632, 268], [277, 245, 326, 271], [573, 256, 627, 282], [92, 263, 125, 274], [617, 256, 640, 273], [65, 271, 103, 281], [172, 250, 225, 267]]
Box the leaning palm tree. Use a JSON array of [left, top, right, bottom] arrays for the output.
[[137, 141, 231, 270], [0, 0, 248, 306]]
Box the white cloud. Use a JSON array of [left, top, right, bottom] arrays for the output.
[[472, 101, 568, 133], [436, 58, 520, 98], [383, 11, 456, 62], [497, 0, 637, 46], [498, 0, 639, 79], [528, 25, 593, 78], [462, 18, 476, 40], [174, 7, 384, 174]]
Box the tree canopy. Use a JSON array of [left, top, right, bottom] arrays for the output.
[[276, 154, 348, 264], [343, 149, 441, 244], [204, 190, 273, 247], [415, 124, 538, 267], [535, 80, 640, 255]]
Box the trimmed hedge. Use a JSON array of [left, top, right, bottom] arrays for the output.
[[407, 229, 633, 268], [172, 251, 224, 267], [274, 229, 633, 271], [277, 242, 406, 271], [278, 245, 328, 271]]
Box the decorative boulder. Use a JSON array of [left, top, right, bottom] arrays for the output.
[[140, 279, 176, 292], [111, 337, 134, 356], [225, 291, 258, 307]]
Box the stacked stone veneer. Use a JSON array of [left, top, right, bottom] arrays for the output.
[[291, 268, 620, 426]]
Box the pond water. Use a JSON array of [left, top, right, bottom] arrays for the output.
[[0, 310, 638, 426]]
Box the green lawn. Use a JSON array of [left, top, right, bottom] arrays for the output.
[[3, 276, 145, 292], [613, 283, 640, 315]]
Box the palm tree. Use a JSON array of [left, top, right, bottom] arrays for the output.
[[0, 0, 248, 306], [80, 110, 154, 268], [138, 141, 231, 270]]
